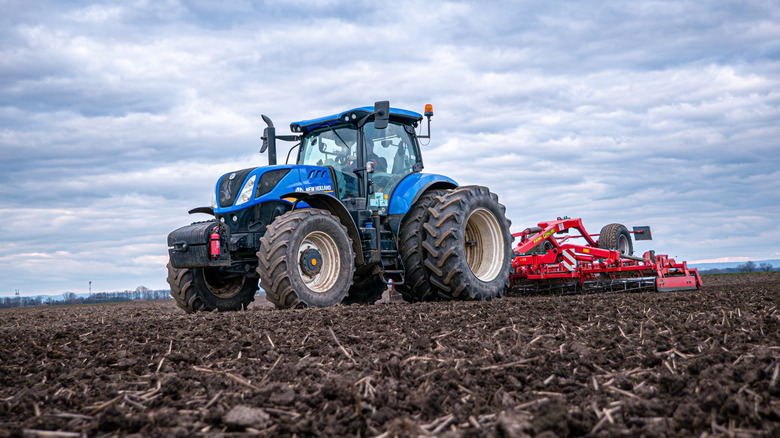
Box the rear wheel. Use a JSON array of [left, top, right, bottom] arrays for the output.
[[598, 223, 633, 256], [166, 263, 257, 313], [257, 209, 354, 308], [396, 189, 448, 302], [421, 186, 512, 300]]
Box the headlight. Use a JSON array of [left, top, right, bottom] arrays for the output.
[[235, 175, 256, 206]]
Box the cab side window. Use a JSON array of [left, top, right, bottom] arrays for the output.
[[363, 122, 419, 193]]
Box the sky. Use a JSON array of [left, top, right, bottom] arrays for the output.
[[1, 0, 778, 296]]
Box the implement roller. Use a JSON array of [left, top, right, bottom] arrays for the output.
[[510, 217, 702, 294]]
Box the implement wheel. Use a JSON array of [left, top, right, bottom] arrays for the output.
[[166, 263, 257, 313], [257, 209, 354, 308], [598, 223, 633, 256], [421, 186, 513, 300], [397, 189, 448, 302], [531, 239, 555, 254]]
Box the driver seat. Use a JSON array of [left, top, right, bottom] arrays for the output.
[[391, 142, 410, 175]]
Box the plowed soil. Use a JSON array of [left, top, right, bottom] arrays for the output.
[[1, 273, 779, 437]]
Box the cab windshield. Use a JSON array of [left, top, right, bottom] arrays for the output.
[[299, 126, 359, 199]]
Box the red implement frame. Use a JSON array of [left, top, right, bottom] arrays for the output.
[[510, 218, 701, 293]]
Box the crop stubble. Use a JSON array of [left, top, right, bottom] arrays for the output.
[[1, 273, 778, 436]]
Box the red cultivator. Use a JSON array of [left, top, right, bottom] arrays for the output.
[[510, 217, 702, 294]]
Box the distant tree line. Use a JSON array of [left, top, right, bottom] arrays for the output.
[[0, 296, 46, 309], [737, 261, 775, 273], [700, 262, 776, 275], [0, 286, 171, 309]]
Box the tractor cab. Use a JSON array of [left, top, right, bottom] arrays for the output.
[[291, 106, 425, 214]]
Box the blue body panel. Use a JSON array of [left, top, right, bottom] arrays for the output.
[[214, 166, 457, 218], [213, 165, 334, 214], [388, 173, 458, 215]]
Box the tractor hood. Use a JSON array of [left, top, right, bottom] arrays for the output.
[[213, 164, 335, 214]]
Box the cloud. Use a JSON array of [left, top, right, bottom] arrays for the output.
[[1, 0, 779, 295], [691, 257, 751, 264]]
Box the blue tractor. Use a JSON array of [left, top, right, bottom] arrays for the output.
[[166, 101, 513, 311]]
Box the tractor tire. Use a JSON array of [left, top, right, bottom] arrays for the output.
[[256, 209, 354, 308], [166, 262, 257, 313], [342, 274, 386, 305], [421, 186, 513, 301], [598, 223, 633, 256], [396, 189, 448, 302]]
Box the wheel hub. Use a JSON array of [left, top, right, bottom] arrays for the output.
[[464, 208, 504, 282], [299, 248, 323, 277], [618, 234, 629, 255], [297, 230, 341, 293]]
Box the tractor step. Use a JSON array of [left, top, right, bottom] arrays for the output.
[[378, 231, 405, 286]]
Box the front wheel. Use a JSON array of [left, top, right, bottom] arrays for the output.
[[166, 263, 257, 313], [421, 186, 513, 301], [256, 209, 354, 308]]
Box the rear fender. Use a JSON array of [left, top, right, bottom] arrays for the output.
[[388, 173, 458, 216]]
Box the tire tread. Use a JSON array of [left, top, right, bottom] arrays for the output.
[[421, 186, 512, 301], [396, 190, 448, 302]]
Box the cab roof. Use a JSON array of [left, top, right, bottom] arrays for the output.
[[290, 106, 422, 133]]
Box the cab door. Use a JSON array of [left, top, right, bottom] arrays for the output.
[[362, 121, 420, 214]]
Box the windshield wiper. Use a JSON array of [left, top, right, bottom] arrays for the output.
[[331, 128, 350, 152]]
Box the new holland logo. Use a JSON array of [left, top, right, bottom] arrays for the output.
[[295, 185, 333, 193], [306, 185, 332, 192]]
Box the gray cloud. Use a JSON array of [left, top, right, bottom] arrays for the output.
[[1, 0, 778, 295]]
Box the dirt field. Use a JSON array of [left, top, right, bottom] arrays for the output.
[[1, 273, 779, 437]]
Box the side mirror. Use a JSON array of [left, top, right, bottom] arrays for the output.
[[366, 160, 375, 174], [374, 101, 389, 130], [260, 127, 272, 153], [260, 115, 277, 165]]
